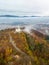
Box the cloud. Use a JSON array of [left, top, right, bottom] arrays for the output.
[[0, 0, 49, 16]]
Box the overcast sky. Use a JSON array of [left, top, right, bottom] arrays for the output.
[[0, 0, 49, 16]]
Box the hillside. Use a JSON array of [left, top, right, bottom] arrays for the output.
[[0, 28, 49, 65]]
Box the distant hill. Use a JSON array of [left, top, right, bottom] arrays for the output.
[[0, 15, 19, 17], [0, 15, 40, 17]]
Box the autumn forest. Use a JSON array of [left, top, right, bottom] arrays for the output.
[[0, 28, 49, 65]]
